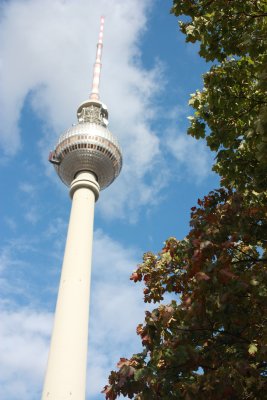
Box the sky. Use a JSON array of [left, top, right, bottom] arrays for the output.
[[0, 0, 219, 398]]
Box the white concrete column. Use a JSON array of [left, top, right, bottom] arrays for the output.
[[42, 171, 100, 400]]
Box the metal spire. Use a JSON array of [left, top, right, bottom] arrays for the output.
[[90, 16, 105, 101]]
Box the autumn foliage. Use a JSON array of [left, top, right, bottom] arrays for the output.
[[103, 1, 267, 399]]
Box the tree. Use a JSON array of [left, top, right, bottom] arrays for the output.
[[175, 0, 267, 195], [103, 1, 267, 399]]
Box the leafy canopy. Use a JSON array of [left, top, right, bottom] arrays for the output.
[[103, 1, 267, 399], [175, 0, 267, 194]]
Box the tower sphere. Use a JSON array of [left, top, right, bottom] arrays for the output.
[[50, 99, 122, 190]]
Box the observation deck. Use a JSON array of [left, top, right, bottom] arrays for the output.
[[49, 100, 122, 190]]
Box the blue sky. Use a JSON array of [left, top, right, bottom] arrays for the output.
[[0, 0, 219, 398]]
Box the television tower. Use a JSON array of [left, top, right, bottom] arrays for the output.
[[42, 17, 122, 399]]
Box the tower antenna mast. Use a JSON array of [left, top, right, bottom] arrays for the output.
[[90, 16, 105, 100]]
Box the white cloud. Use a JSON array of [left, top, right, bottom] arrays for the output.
[[19, 182, 36, 196], [0, 0, 166, 219], [0, 229, 148, 399], [0, 305, 52, 400], [44, 217, 68, 260], [0, 238, 42, 304], [24, 207, 40, 224], [0, 238, 33, 273], [166, 130, 213, 183], [4, 217, 17, 231], [18, 182, 41, 224], [88, 230, 146, 397]]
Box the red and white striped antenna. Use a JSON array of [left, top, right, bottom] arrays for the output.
[[90, 16, 105, 101]]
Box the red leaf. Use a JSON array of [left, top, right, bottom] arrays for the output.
[[136, 324, 143, 336], [130, 272, 142, 282], [117, 358, 130, 368], [195, 271, 210, 281], [102, 385, 117, 400]]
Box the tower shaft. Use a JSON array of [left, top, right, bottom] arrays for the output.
[[42, 172, 99, 400]]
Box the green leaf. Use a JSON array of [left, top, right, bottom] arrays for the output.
[[248, 344, 258, 355]]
